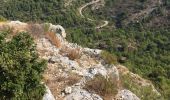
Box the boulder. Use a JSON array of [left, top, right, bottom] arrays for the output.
[[64, 86, 72, 94], [115, 89, 140, 100], [48, 23, 66, 38], [43, 85, 55, 100], [64, 88, 103, 100]]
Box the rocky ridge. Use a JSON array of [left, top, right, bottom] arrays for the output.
[[0, 21, 160, 100]]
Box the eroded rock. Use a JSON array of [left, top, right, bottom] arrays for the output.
[[43, 85, 56, 100], [115, 89, 140, 100], [64, 88, 103, 100], [48, 23, 66, 38]]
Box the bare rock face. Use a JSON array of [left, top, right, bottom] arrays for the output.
[[48, 23, 66, 38], [106, 65, 120, 81], [43, 85, 55, 100], [0, 21, 28, 33], [115, 89, 140, 100], [64, 88, 103, 100], [64, 86, 72, 94], [83, 48, 102, 56]]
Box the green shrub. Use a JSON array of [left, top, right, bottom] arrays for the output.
[[0, 16, 7, 22], [121, 74, 163, 100], [0, 31, 47, 100], [100, 51, 117, 64], [43, 23, 50, 33]]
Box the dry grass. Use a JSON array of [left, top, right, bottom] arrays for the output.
[[44, 74, 81, 86], [84, 74, 118, 100], [66, 74, 82, 86], [120, 73, 161, 100], [27, 23, 44, 38], [45, 32, 61, 48], [43, 73, 81, 99], [67, 48, 81, 60], [60, 46, 81, 60]]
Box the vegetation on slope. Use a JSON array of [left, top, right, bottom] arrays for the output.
[[84, 74, 118, 99], [0, 31, 47, 100], [121, 73, 162, 100], [0, 0, 170, 99]]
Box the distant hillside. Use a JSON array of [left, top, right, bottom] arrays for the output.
[[87, 0, 170, 28], [0, 0, 169, 29], [0, 0, 170, 99]]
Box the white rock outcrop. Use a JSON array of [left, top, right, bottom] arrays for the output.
[[115, 89, 140, 100], [83, 48, 102, 56], [48, 23, 66, 38], [43, 86, 55, 100], [64, 86, 72, 94], [64, 88, 103, 100]]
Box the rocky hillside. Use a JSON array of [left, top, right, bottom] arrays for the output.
[[0, 21, 162, 100]]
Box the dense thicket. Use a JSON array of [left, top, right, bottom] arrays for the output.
[[0, 0, 170, 99], [0, 31, 47, 100]]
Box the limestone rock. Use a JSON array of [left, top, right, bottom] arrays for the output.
[[64, 88, 103, 100], [87, 65, 107, 78], [115, 89, 140, 100], [48, 23, 66, 38], [83, 48, 102, 56], [43, 85, 55, 100], [64, 86, 72, 94], [106, 65, 119, 81]]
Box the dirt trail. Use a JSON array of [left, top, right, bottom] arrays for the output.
[[96, 20, 108, 29], [78, 0, 108, 29]]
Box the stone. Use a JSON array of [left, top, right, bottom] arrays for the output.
[[83, 48, 102, 56], [86, 65, 107, 78], [96, 66, 107, 77], [64, 88, 103, 100], [9, 21, 28, 26], [64, 86, 72, 94], [43, 85, 55, 100], [107, 65, 119, 81], [115, 89, 140, 100], [48, 23, 66, 38]]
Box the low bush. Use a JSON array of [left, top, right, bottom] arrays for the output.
[[43, 23, 50, 33], [67, 48, 81, 60], [0, 16, 7, 22], [60, 46, 81, 60], [84, 74, 118, 99], [100, 51, 117, 64], [45, 32, 61, 48], [121, 74, 162, 100]]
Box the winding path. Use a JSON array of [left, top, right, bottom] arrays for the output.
[[78, 0, 108, 29]]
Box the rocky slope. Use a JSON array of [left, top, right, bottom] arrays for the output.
[[0, 21, 161, 100]]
